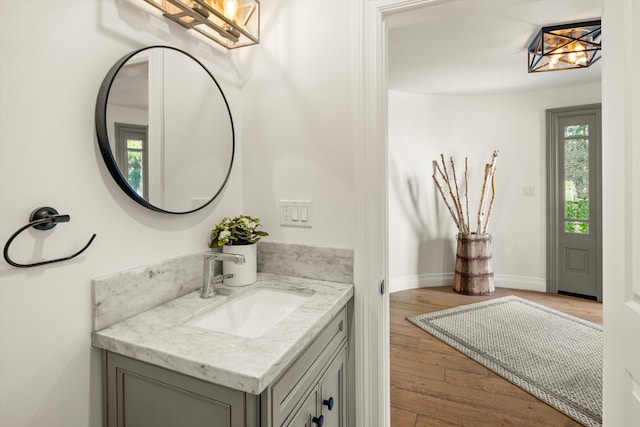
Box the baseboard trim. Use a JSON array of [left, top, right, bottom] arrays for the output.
[[390, 273, 453, 293], [494, 274, 546, 292], [390, 273, 546, 293]]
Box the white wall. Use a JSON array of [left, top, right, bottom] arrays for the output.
[[240, 0, 357, 248], [0, 1, 359, 426], [389, 83, 601, 292], [0, 1, 246, 426]]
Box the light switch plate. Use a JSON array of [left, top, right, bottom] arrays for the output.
[[280, 200, 312, 227]]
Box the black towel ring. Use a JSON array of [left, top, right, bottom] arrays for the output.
[[3, 207, 97, 268]]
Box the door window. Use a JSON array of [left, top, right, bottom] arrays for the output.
[[563, 124, 590, 234]]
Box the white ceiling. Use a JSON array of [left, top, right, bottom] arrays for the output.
[[388, 0, 603, 95]]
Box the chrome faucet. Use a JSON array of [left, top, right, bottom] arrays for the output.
[[201, 252, 246, 298]]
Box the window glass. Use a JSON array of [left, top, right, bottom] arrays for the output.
[[564, 125, 589, 234], [126, 139, 144, 197]]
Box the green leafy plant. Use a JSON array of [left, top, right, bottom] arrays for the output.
[[209, 215, 268, 247], [565, 197, 589, 233]]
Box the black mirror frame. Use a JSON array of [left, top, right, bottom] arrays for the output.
[[95, 45, 235, 214]]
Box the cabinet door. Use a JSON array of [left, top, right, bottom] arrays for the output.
[[286, 388, 318, 427], [106, 352, 247, 427], [270, 308, 347, 427], [318, 346, 347, 427]]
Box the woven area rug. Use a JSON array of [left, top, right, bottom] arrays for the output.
[[407, 295, 602, 427]]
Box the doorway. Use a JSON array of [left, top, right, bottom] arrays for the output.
[[363, 1, 637, 425], [546, 104, 602, 301]]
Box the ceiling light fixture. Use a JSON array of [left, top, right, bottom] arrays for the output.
[[143, 0, 260, 49], [528, 20, 601, 73]]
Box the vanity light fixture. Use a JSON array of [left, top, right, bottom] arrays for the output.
[[143, 0, 259, 49], [528, 19, 601, 73]]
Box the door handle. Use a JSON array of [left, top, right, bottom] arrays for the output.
[[312, 415, 324, 426]]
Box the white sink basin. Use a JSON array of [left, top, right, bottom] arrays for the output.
[[188, 287, 312, 338]]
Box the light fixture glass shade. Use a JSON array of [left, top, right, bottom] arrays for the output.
[[143, 0, 260, 49], [528, 20, 601, 73]]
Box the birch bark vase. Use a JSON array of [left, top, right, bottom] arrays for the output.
[[222, 244, 257, 287], [453, 233, 494, 295]]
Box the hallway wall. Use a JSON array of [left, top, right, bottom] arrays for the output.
[[388, 83, 601, 292]]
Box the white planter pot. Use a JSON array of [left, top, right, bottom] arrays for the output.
[[222, 244, 257, 287]]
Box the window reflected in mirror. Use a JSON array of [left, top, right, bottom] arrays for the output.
[[115, 123, 148, 199]]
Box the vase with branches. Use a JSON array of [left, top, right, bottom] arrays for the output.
[[432, 150, 498, 295]]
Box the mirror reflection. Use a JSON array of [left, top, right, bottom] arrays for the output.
[[97, 46, 234, 214]]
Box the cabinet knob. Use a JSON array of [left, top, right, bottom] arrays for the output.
[[322, 397, 334, 410], [312, 415, 324, 426]]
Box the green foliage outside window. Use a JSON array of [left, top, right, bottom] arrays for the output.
[[564, 124, 589, 234], [565, 197, 589, 233], [127, 151, 143, 196], [564, 138, 589, 197]]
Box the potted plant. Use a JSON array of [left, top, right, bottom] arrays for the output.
[[209, 215, 268, 286]]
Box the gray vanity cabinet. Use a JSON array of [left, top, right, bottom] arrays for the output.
[[318, 346, 347, 426], [264, 304, 348, 427], [105, 351, 258, 427], [287, 346, 347, 427], [103, 304, 350, 427]]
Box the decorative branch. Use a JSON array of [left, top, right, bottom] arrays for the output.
[[433, 159, 447, 186], [483, 171, 496, 234], [476, 150, 499, 233], [477, 163, 491, 233], [431, 150, 499, 236], [450, 157, 467, 233], [440, 154, 466, 232], [432, 172, 461, 230], [464, 157, 470, 232]]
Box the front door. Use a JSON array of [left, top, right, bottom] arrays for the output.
[[547, 104, 602, 301]]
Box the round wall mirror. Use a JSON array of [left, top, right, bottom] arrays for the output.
[[95, 46, 234, 214]]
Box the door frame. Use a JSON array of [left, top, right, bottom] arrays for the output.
[[546, 104, 603, 301], [600, 0, 640, 424], [358, 1, 446, 426]]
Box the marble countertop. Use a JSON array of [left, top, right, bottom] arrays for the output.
[[92, 273, 353, 395]]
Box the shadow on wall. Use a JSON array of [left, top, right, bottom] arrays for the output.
[[418, 238, 456, 281], [389, 153, 457, 280]]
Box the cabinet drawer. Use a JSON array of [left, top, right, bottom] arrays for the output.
[[270, 307, 347, 426]]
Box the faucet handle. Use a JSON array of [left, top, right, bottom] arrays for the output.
[[214, 273, 235, 284]]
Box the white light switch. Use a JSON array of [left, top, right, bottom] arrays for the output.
[[280, 200, 312, 227]]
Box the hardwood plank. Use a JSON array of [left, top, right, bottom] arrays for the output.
[[392, 371, 571, 426], [444, 367, 528, 398], [414, 414, 460, 427], [393, 387, 569, 427], [391, 345, 489, 376], [390, 286, 602, 426], [390, 406, 417, 427], [391, 356, 446, 383], [390, 333, 420, 350]]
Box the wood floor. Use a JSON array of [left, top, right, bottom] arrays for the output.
[[390, 286, 603, 427]]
